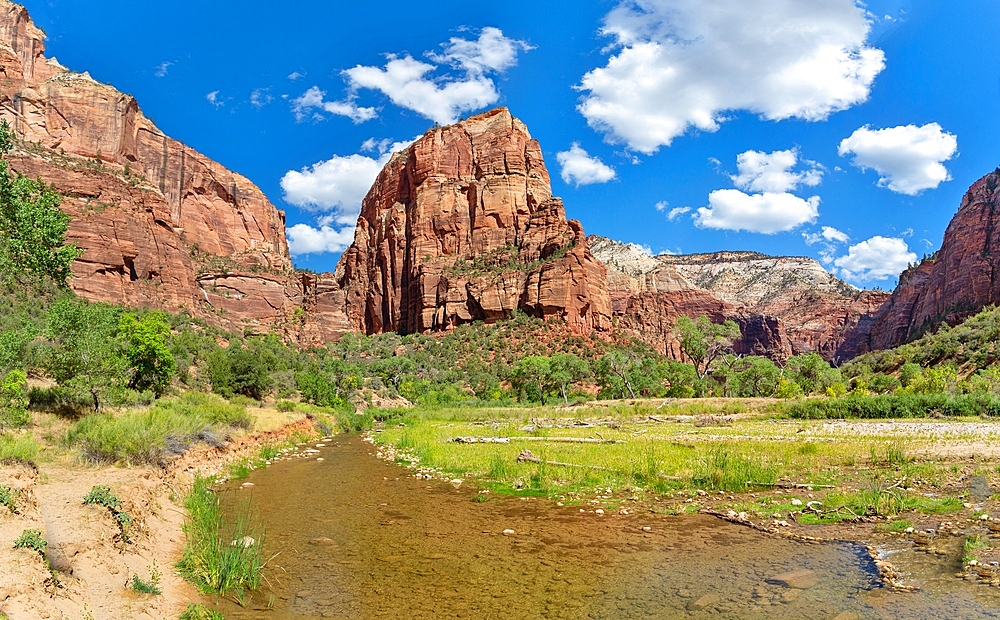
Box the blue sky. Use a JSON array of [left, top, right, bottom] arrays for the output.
[[20, 0, 1000, 288]]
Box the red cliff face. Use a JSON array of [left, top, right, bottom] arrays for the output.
[[858, 170, 1000, 352], [334, 108, 612, 335], [0, 0, 354, 343]]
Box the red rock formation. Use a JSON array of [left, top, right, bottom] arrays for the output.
[[334, 108, 612, 335], [0, 0, 334, 340], [857, 170, 1000, 352], [589, 236, 889, 360]]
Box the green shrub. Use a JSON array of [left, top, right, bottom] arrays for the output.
[[83, 485, 133, 543], [275, 400, 296, 412], [27, 385, 91, 417], [0, 369, 28, 427], [0, 484, 18, 514], [787, 393, 1000, 419], [13, 528, 46, 558]]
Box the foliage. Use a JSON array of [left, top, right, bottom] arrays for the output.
[[787, 393, 1000, 419], [179, 604, 225, 620], [83, 485, 134, 543], [130, 563, 162, 595], [0, 369, 28, 427], [0, 432, 38, 464], [0, 120, 81, 285], [178, 475, 265, 603], [120, 312, 176, 394], [67, 393, 246, 465], [13, 528, 47, 558], [0, 484, 18, 514], [675, 315, 740, 380]]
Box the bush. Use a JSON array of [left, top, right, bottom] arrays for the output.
[[275, 400, 296, 412], [0, 369, 28, 427], [13, 528, 47, 558], [179, 604, 224, 620], [787, 393, 1000, 419], [83, 485, 134, 543]]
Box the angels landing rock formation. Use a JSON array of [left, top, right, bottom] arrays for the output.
[[589, 236, 890, 361], [857, 169, 1000, 352], [0, 0, 352, 343], [334, 108, 612, 335]]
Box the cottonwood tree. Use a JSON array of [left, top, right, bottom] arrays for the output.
[[548, 353, 590, 403], [0, 120, 80, 285], [675, 316, 741, 380]]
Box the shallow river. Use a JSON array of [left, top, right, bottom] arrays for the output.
[[213, 435, 1000, 619]]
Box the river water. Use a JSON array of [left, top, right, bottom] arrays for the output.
[[214, 435, 1000, 619]]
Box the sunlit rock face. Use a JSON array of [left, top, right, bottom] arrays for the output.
[[589, 236, 890, 361], [335, 107, 611, 336]]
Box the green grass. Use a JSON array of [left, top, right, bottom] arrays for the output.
[[13, 529, 47, 558], [965, 533, 990, 564], [179, 604, 225, 620], [67, 393, 250, 465], [130, 562, 162, 595], [0, 432, 38, 464], [876, 519, 913, 533], [83, 485, 134, 543], [177, 476, 265, 604]]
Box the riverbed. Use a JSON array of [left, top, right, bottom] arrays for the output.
[[213, 435, 1000, 619]]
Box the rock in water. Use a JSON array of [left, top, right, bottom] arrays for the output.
[[336, 107, 611, 336], [768, 569, 818, 589]]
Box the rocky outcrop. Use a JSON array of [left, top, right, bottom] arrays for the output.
[[857, 170, 1000, 352], [589, 236, 889, 360], [335, 108, 611, 335], [0, 0, 343, 340]]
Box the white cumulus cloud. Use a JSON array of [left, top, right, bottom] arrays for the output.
[[578, 0, 886, 153], [834, 235, 916, 281], [838, 123, 958, 195], [556, 143, 617, 186], [287, 223, 356, 256], [731, 149, 823, 193], [337, 27, 531, 125], [282, 137, 419, 256], [695, 190, 820, 234], [291, 86, 377, 123]]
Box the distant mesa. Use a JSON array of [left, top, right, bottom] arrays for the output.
[[0, 0, 992, 362]]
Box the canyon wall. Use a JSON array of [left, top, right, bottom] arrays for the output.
[[856, 169, 1000, 352], [589, 236, 890, 361]]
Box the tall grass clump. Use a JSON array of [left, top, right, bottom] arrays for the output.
[[177, 476, 265, 604], [67, 393, 250, 465], [179, 604, 225, 620], [0, 432, 38, 465], [692, 449, 776, 492]]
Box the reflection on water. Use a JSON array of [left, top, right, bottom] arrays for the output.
[[214, 436, 1000, 619]]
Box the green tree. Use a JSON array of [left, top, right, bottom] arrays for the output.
[[785, 353, 839, 395], [675, 316, 741, 380], [548, 353, 590, 403], [0, 120, 81, 284], [511, 356, 551, 403], [44, 298, 127, 410], [732, 356, 781, 397], [227, 343, 275, 400], [120, 312, 176, 394]]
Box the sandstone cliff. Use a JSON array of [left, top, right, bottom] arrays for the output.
[[0, 0, 353, 342], [589, 236, 889, 360], [334, 108, 612, 335], [857, 170, 1000, 352]]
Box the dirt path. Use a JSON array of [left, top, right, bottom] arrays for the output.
[[0, 416, 318, 620]]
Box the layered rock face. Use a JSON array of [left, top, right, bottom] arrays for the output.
[[335, 108, 612, 335], [857, 170, 1000, 352], [0, 1, 352, 342], [589, 236, 889, 360]]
